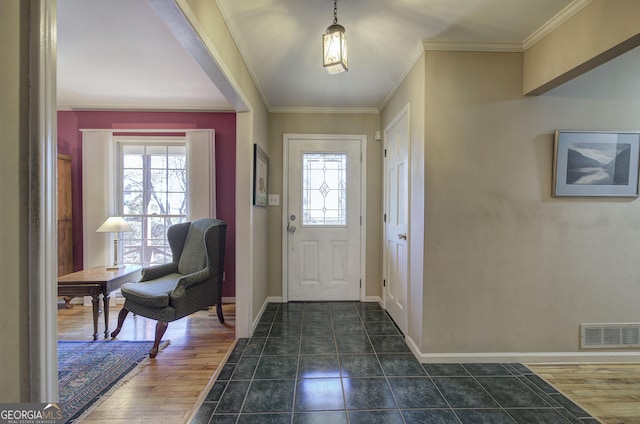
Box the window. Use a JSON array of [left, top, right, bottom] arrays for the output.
[[119, 141, 187, 267], [82, 130, 215, 270], [302, 152, 347, 225]]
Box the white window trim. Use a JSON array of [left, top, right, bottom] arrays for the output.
[[81, 129, 215, 269]]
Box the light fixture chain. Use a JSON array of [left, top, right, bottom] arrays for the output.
[[333, 0, 338, 24]]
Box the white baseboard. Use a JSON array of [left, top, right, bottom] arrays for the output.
[[251, 298, 271, 336], [404, 335, 640, 363], [365, 296, 382, 306], [223, 296, 640, 364], [266, 296, 283, 304]]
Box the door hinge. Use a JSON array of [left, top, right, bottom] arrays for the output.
[[383, 279, 386, 287], [383, 213, 386, 223], [384, 149, 387, 158], [360, 279, 362, 288]]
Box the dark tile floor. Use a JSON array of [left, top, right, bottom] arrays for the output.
[[191, 302, 598, 424]]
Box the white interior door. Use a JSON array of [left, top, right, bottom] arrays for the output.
[[286, 135, 361, 301], [383, 106, 409, 334]]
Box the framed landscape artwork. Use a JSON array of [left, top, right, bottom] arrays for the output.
[[553, 130, 640, 197], [253, 143, 268, 206]]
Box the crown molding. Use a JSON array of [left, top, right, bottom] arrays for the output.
[[56, 104, 235, 113], [422, 40, 523, 52], [378, 41, 425, 111], [379, 0, 593, 112], [215, 0, 272, 111], [523, 0, 593, 50], [269, 106, 380, 114], [217, 0, 593, 114], [378, 39, 522, 111]]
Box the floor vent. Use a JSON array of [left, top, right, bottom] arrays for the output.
[[580, 323, 640, 348]]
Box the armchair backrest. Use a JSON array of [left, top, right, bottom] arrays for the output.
[[166, 218, 226, 276]]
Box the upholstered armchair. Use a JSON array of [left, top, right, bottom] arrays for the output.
[[111, 218, 227, 357]]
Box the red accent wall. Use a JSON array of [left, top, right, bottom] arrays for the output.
[[57, 111, 237, 297]]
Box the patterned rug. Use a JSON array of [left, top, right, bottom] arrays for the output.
[[58, 340, 169, 423]]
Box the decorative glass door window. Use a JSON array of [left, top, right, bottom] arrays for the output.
[[302, 152, 347, 225]]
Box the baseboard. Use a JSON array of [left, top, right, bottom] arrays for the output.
[[365, 296, 382, 306], [251, 298, 271, 336], [266, 296, 283, 304], [404, 337, 640, 363]]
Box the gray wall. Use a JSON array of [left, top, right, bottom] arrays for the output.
[[402, 48, 640, 354], [0, 0, 31, 401]]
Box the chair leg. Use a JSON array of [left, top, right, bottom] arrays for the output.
[[150, 321, 168, 358], [110, 308, 130, 338], [216, 303, 224, 324]]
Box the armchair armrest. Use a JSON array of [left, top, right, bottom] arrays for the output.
[[176, 268, 210, 290], [140, 262, 179, 282]]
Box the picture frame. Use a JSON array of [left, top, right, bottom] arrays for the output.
[[253, 144, 269, 206], [553, 130, 640, 197]]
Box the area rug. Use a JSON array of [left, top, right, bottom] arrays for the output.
[[58, 340, 169, 423]]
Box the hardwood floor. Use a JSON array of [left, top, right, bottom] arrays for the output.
[[528, 363, 640, 424], [58, 301, 236, 423]]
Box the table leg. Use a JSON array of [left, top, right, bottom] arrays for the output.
[[91, 294, 99, 340], [103, 293, 110, 339]]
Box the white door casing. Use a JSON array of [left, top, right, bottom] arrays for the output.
[[283, 134, 365, 302], [383, 105, 410, 334]]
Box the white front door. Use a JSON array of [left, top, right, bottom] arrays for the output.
[[383, 106, 410, 334], [285, 135, 362, 301]]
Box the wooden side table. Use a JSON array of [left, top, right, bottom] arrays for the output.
[[58, 266, 141, 340]]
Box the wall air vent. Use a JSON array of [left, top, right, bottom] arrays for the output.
[[580, 323, 640, 349]]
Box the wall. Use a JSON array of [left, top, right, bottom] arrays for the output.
[[57, 111, 237, 297], [180, 0, 271, 336], [267, 113, 382, 299], [420, 48, 640, 355], [524, 0, 640, 95], [380, 55, 426, 350], [0, 0, 30, 401]]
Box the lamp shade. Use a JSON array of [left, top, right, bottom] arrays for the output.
[[96, 216, 132, 233], [323, 23, 348, 74]]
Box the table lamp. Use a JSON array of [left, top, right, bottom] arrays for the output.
[[96, 216, 132, 270]]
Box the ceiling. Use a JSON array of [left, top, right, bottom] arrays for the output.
[[57, 0, 584, 113]]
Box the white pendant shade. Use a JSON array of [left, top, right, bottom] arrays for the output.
[[322, 0, 348, 75], [323, 25, 348, 74]]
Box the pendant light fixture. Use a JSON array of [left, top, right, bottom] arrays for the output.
[[322, 0, 348, 74]]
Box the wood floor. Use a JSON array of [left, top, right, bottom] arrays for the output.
[[57, 301, 236, 424], [527, 363, 640, 424]]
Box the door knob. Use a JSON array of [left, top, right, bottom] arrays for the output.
[[289, 225, 297, 234], [398, 233, 407, 240]]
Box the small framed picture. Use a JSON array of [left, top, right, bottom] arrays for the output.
[[253, 144, 269, 206], [553, 130, 640, 197]]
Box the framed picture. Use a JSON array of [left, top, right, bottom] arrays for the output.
[[553, 130, 640, 197], [253, 144, 269, 206]]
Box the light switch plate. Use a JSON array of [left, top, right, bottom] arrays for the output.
[[268, 194, 280, 206]]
